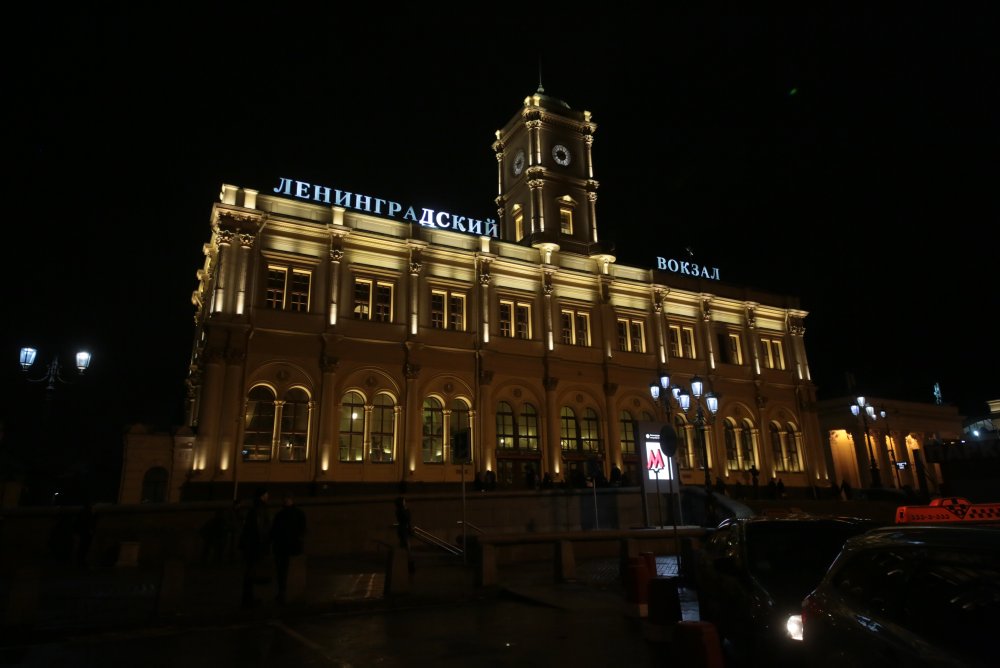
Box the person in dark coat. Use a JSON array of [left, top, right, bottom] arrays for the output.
[[394, 496, 413, 549], [239, 487, 272, 607], [270, 493, 306, 603]]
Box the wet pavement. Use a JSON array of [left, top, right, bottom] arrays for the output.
[[1, 550, 704, 667]]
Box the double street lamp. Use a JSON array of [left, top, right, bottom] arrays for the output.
[[849, 396, 881, 488], [19, 347, 93, 393], [650, 373, 720, 524]]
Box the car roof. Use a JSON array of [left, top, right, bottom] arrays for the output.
[[845, 524, 1000, 551], [715, 514, 876, 530]]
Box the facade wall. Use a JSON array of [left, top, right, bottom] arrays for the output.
[[123, 93, 832, 501], [816, 397, 963, 495]]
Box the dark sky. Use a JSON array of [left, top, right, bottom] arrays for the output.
[[6, 4, 996, 446]]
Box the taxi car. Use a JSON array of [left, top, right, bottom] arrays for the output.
[[800, 522, 1000, 667]]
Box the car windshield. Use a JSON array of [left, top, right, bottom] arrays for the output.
[[745, 521, 869, 599]]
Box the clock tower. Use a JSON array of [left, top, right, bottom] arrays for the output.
[[492, 87, 608, 258]]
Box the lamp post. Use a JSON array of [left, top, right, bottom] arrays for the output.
[[877, 407, 903, 489], [650, 373, 720, 525], [850, 396, 881, 488], [19, 347, 92, 393]]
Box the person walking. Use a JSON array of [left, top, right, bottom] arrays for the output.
[[270, 493, 306, 603], [238, 487, 272, 608], [394, 496, 413, 549]]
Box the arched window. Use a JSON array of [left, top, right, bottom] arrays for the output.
[[450, 398, 471, 463], [422, 397, 444, 463], [339, 391, 365, 462], [772, 422, 802, 472], [581, 408, 601, 453], [559, 406, 578, 451], [785, 424, 802, 472], [279, 387, 309, 462], [725, 421, 740, 470], [141, 466, 168, 503], [740, 419, 757, 469], [496, 401, 515, 450], [619, 410, 636, 455], [243, 386, 276, 461], [519, 403, 540, 451], [370, 393, 396, 463]]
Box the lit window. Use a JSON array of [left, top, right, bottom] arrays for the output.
[[278, 387, 309, 462], [370, 394, 396, 463], [431, 290, 466, 330], [559, 204, 573, 235], [422, 397, 444, 463], [243, 386, 276, 461], [669, 324, 697, 359], [289, 271, 310, 312], [265, 266, 311, 312], [354, 278, 394, 322], [616, 318, 646, 353], [266, 267, 287, 309], [772, 422, 802, 472], [499, 299, 532, 339], [559, 406, 578, 451], [449, 399, 471, 463], [760, 336, 786, 370], [581, 408, 601, 453], [513, 204, 525, 241], [561, 309, 590, 346], [619, 410, 637, 455], [338, 391, 365, 462], [496, 401, 515, 450]]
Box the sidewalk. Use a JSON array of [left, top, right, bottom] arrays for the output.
[[2, 549, 699, 643]]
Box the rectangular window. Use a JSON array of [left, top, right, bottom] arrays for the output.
[[561, 309, 590, 346], [499, 299, 532, 339], [514, 210, 524, 241], [616, 318, 646, 353], [717, 331, 743, 365], [761, 337, 786, 370], [559, 205, 573, 234], [431, 289, 466, 330], [669, 325, 696, 359], [353, 278, 394, 322], [289, 271, 310, 312], [669, 326, 682, 358], [266, 265, 311, 312], [266, 267, 287, 309]]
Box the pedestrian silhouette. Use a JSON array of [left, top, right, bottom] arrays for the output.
[[395, 496, 413, 549], [239, 487, 272, 608], [270, 493, 306, 603]]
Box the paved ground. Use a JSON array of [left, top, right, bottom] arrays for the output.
[[1, 549, 704, 666]]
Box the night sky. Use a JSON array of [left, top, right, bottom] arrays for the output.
[[4, 7, 995, 499]]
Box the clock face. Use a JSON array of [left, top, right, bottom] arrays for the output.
[[552, 144, 571, 166], [513, 150, 525, 176]]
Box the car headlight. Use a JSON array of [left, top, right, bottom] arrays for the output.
[[786, 614, 803, 641]]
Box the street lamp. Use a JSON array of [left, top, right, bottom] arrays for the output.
[[650, 373, 720, 525], [849, 396, 881, 488], [19, 347, 92, 392], [877, 407, 903, 489]]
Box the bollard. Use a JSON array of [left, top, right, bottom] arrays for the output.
[[384, 548, 410, 595], [641, 551, 657, 578], [156, 558, 185, 616], [647, 576, 682, 625], [624, 556, 650, 617]]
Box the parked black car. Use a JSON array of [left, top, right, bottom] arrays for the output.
[[801, 524, 1000, 667], [695, 515, 878, 666]]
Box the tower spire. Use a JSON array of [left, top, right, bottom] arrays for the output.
[[537, 58, 544, 93]]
